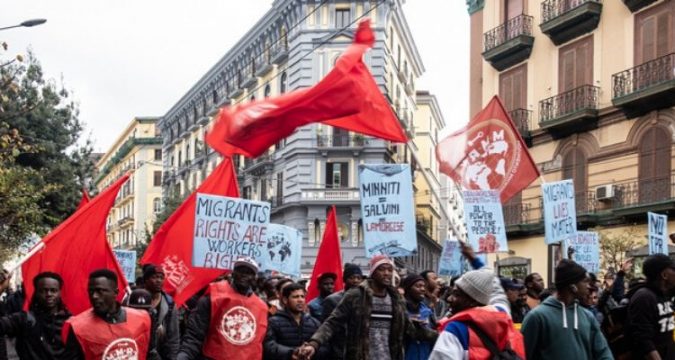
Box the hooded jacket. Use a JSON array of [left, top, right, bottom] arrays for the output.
[[0, 307, 71, 360], [309, 279, 437, 360], [625, 284, 675, 359], [521, 296, 613, 360]]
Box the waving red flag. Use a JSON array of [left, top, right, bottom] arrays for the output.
[[22, 175, 130, 315], [75, 188, 91, 211], [141, 157, 240, 306], [306, 206, 344, 302], [436, 96, 540, 203], [206, 19, 407, 158]]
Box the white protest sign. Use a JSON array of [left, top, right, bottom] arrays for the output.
[[113, 249, 137, 283], [567, 231, 600, 273], [192, 194, 270, 269], [259, 223, 302, 277], [542, 179, 577, 244], [463, 190, 508, 253], [648, 212, 668, 255]]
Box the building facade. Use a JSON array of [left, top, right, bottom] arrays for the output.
[[159, 0, 462, 274], [95, 117, 163, 249], [468, 0, 675, 283]]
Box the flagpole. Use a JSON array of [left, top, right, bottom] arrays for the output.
[[539, 174, 547, 184], [8, 241, 45, 274]]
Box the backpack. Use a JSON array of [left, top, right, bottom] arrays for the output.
[[464, 322, 524, 360]]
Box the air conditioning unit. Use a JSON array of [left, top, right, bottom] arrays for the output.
[[596, 184, 616, 201]]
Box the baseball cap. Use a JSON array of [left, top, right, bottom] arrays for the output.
[[127, 289, 152, 309], [500, 277, 525, 291], [233, 256, 259, 273]]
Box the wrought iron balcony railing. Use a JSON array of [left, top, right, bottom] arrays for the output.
[[612, 53, 675, 99], [539, 85, 599, 123], [483, 14, 534, 53], [541, 0, 601, 23], [316, 135, 367, 147], [508, 109, 532, 135]]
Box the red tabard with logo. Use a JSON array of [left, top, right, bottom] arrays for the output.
[[202, 281, 268, 360], [64, 307, 151, 360]]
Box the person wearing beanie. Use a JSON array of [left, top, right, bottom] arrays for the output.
[[429, 269, 525, 359], [307, 272, 337, 320], [521, 259, 612, 360], [625, 254, 675, 359], [143, 263, 180, 360], [403, 274, 438, 360], [318, 264, 364, 360], [297, 255, 436, 360]]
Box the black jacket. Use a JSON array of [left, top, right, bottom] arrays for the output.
[[154, 292, 180, 360], [625, 284, 675, 359], [263, 309, 328, 360], [320, 290, 347, 359], [0, 308, 70, 359]]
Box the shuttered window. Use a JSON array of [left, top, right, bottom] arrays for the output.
[[559, 36, 593, 93], [638, 127, 671, 203], [326, 162, 348, 188], [635, 1, 674, 64], [500, 64, 527, 111], [505, 0, 524, 21], [562, 147, 587, 209]]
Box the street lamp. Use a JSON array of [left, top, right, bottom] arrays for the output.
[[0, 19, 47, 32]]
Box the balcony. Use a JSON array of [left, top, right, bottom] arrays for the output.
[[227, 76, 243, 99], [254, 52, 273, 77], [316, 135, 367, 148], [540, 0, 602, 45], [622, 0, 658, 12], [504, 175, 675, 237], [117, 216, 134, 227], [538, 85, 599, 136], [301, 188, 360, 203], [508, 109, 533, 146], [270, 41, 289, 64], [612, 53, 675, 118], [243, 153, 274, 176], [482, 15, 535, 71], [240, 62, 257, 89]]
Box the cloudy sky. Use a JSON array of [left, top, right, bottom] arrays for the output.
[[2, 1, 469, 152]]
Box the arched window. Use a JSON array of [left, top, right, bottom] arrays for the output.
[[562, 147, 587, 212], [313, 218, 320, 246], [264, 84, 271, 98], [280, 72, 287, 94], [280, 26, 288, 48], [212, 89, 219, 105], [639, 127, 671, 203]]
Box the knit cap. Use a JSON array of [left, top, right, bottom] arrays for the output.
[[401, 274, 425, 291], [369, 255, 394, 272], [643, 254, 675, 281], [554, 259, 587, 289], [343, 263, 363, 281], [455, 269, 494, 305]]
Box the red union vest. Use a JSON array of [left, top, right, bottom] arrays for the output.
[[64, 307, 151, 360], [437, 306, 526, 359], [202, 281, 268, 360]]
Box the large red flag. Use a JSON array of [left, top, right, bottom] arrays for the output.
[[206, 19, 407, 158], [306, 206, 344, 302], [22, 175, 130, 315], [75, 188, 91, 211], [141, 157, 240, 307], [436, 95, 540, 203]]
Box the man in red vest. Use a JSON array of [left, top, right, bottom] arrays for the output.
[[178, 256, 268, 360], [61, 269, 152, 360]]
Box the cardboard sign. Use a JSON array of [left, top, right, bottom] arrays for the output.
[[192, 194, 270, 269], [648, 212, 669, 255], [542, 179, 577, 244], [259, 223, 302, 277], [113, 249, 137, 283], [463, 190, 508, 253], [567, 231, 600, 274], [359, 164, 416, 258], [438, 240, 464, 277]]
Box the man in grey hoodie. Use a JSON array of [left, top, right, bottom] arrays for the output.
[[521, 259, 613, 359]]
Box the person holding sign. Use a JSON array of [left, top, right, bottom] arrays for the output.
[[521, 260, 612, 360], [177, 256, 268, 360], [625, 254, 675, 360]]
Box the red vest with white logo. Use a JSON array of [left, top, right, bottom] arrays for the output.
[[437, 306, 526, 359], [202, 281, 268, 360], [64, 307, 151, 360]]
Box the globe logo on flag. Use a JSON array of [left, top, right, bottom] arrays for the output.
[[102, 338, 139, 360], [456, 119, 519, 192], [219, 306, 257, 345]]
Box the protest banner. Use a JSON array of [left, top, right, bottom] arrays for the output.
[[566, 231, 600, 273], [542, 179, 577, 244], [113, 249, 137, 283], [259, 223, 302, 277], [192, 194, 270, 269], [463, 190, 508, 253], [438, 240, 464, 277], [359, 164, 416, 258], [648, 212, 669, 255]]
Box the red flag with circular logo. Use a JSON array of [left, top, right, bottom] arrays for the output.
[[436, 96, 540, 203]]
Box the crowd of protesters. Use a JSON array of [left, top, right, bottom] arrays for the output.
[[0, 242, 671, 359]]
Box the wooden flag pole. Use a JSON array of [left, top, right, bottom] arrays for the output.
[[9, 241, 45, 274]]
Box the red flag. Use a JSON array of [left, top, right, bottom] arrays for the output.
[[306, 206, 344, 302], [75, 188, 91, 211], [22, 175, 130, 315], [141, 157, 240, 307], [436, 95, 540, 203], [206, 19, 407, 158]]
